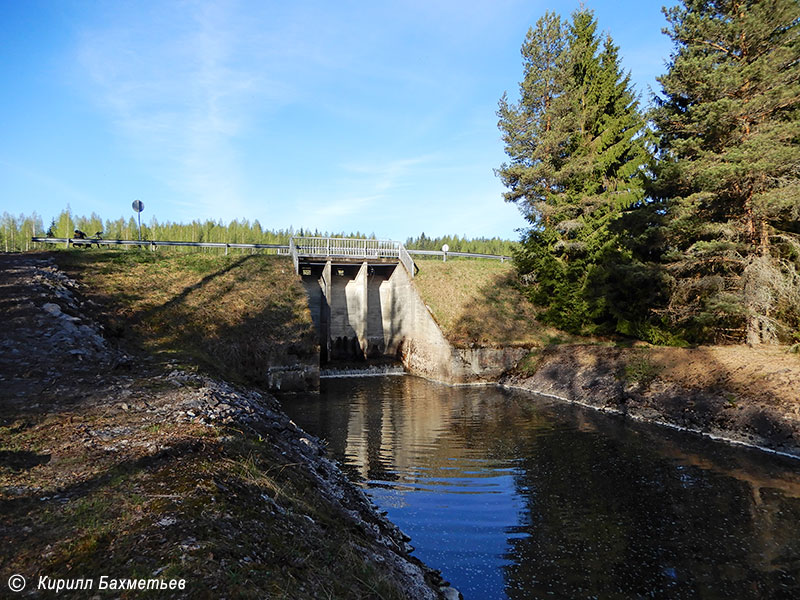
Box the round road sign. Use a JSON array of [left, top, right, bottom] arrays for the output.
[[132, 200, 144, 213]]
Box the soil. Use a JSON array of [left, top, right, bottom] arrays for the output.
[[501, 344, 800, 458], [0, 253, 453, 599]]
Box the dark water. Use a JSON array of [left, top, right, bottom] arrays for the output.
[[281, 375, 800, 599]]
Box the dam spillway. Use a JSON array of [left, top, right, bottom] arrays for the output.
[[300, 261, 409, 363]]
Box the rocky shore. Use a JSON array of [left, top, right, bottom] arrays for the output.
[[0, 253, 455, 599], [500, 344, 800, 459]]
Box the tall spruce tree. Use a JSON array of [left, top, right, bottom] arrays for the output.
[[497, 9, 654, 335], [652, 0, 800, 344]]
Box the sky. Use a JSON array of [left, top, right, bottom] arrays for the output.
[[0, 0, 676, 241]]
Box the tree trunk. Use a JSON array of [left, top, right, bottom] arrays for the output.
[[746, 313, 761, 346]]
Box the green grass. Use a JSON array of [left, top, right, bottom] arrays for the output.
[[622, 350, 660, 387]]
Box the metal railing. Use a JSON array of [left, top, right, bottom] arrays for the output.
[[30, 237, 511, 270], [407, 249, 511, 262], [31, 237, 290, 256], [288, 237, 299, 273], [289, 236, 399, 258], [398, 244, 416, 276], [288, 236, 416, 277]]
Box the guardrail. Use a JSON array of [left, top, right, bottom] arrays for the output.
[[407, 249, 511, 262], [31, 237, 289, 255], [31, 237, 512, 267]]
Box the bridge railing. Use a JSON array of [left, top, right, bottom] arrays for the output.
[[399, 244, 416, 276], [288, 237, 299, 273], [290, 236, 400, 258], [289, 236, 417, 276]]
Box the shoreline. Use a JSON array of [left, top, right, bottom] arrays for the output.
[[499, 382, 800, 461], [497, 344, 800, 460]]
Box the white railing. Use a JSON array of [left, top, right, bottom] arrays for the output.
[[398, 244, 416, 276], [288, 237, 299, 273], [289, 236, 416, 277], [290, 236, 397, 258]]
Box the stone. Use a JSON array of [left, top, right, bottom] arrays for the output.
[[42, 302, 61, 315]]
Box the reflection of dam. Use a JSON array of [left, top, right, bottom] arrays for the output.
[[342, 376, 455, 482], [284, 377, 800, 599]]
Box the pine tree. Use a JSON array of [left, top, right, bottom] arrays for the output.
[[652, 0, 800, 344], [497, 8, 654, 334]]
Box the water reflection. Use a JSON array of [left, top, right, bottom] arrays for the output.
[[282, 376, 800, 599]]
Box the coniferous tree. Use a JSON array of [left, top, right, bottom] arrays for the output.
[[497, 8, 655, 335], [652, 0, 800, 344]]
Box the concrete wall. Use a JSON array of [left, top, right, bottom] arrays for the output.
[[382, 264, 528, 383], [301, 260, 527, 384]]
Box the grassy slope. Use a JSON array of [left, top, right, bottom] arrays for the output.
[[1, 250, 424, 599], [412, 259, 566, 348], [57, 250, 318, 385]]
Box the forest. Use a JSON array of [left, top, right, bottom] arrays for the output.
[[497, 0, 799, 346], [0, 209, 515, 257], [2, 1, 797, 347]]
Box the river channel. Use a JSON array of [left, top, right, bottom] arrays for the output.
[[281, 375, 800, 599]]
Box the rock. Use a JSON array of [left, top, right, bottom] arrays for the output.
[[42, 302, 61, 315], [441, 586, 462, 600]]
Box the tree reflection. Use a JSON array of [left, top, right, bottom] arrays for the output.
[[282, 377, 800, 599]]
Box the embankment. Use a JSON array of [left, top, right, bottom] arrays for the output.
[[500, 344, 800, 458], [0, 252, 451, 599], [411, 260, 800, 458]]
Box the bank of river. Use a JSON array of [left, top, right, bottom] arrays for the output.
[[0, 253, 451, 599], [283, 375, 800, 599], [499, 344, 800, 459]]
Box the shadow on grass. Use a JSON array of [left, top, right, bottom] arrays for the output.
[[446, 270, 557, 347], [77, 252, 318, 387]]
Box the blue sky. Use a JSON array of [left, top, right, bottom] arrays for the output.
[[1, 0, 675, 241]]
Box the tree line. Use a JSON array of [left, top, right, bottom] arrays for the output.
[[0, 209, 515, 256], [497, 0, 799, 345], [404, 233, 517, 256]]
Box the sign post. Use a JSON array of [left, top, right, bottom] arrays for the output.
[[132, 200, 144, 242]]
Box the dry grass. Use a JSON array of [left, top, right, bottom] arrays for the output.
[[413, 259, 567, 347], [56, 250, 317, 386]]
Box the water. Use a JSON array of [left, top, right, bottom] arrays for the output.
[[281, 375, 800, 599]]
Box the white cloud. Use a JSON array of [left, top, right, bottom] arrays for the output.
[[74, 0, 301, 219]]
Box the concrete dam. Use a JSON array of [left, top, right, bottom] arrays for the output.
[[292, 237, 527, 383], [301, 261, 416, 362]]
